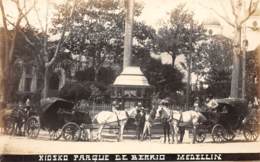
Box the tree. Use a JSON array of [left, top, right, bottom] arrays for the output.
[[0, 0, 77, 101], [41, 0, 77, 98], [51, 0, 155, 82], [201, 0, 260, 98], [59, 81, 91, 101], [0, 0, 35, 103], [154, 5, 206, 65], [151, 5, 206, 105], [141, 57, 185, 99], [193, 35, 233, 98]]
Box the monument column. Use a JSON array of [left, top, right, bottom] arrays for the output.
[[123, 0, 134, 69]]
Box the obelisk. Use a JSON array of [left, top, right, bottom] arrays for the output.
[[123, 0, 134, 69]]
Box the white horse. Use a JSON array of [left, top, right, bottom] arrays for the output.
[[155, 105, 206, 144], [92, 107, 138, 141]]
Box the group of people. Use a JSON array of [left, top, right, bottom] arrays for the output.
[[193, 95, 219, 112], [112, 101, 153, 141], [134, 102, 153, 141]]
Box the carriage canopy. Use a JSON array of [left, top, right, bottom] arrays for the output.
[[40, 97, 74, 115], [39, 97, 74, 129], [215, 98, 248, 116]]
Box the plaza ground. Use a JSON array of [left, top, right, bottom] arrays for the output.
[[0, 130, 260, 154]]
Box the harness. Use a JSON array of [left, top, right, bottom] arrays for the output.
[[169, 110, 183, 126], [114, 111, 120, 127], [114, 110, 130, 127]]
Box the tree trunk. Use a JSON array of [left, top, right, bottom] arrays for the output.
[[42, 67, 50, 98], [230, 27, 242, 98], [241, 43, 246, 99], [94, 67, 99, 82], [256, 46, 260, 99], [0, 33, 5, 103]]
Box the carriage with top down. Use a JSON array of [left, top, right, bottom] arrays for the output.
[[195, 98, 259, 143]]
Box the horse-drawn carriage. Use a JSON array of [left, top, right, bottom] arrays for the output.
[[196, 98, 259, 143], [25, 97, 92, 141], [2, 104, 37, 136]]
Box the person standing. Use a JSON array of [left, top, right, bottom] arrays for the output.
[[135, 102, 144, 140], [140, 107, 145, 138], [142, 109, 153, 141], [112, 101, 119, 113], [135, 109, 142, 140]]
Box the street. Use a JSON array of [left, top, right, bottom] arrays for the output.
[[1, 131, 260, 154]]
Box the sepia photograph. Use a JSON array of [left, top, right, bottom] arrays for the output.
[[0, 0, 260, 161]]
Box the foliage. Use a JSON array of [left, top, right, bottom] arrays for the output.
[[194, 35, 233, 98], [59, 81, 91, 101], [75, 67, 116, 84], [141, 57, 185, 99], [246, 51, 258, 101], [59, 81, 111, 103], [51, 0, 155, 81], [155, 4, 206, 64]]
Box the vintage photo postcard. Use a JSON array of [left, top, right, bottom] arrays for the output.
[[0, 0, 260, 161]]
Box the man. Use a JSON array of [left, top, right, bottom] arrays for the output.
[[135, 109, 142, 140], [194, 98, 201, 112], [135, 102, 144, 140], [112, 101, 119, 113], [159, 99, 171, 143], [206, 95, 218, 110], [142, 109, 152, 141]]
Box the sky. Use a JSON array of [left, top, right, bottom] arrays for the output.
[[1, 0, 233, 33], [2, 0, 259, 83]]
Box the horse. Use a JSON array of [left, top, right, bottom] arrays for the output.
[[92, 107, 138, 142], [155, 105, 207, 144]]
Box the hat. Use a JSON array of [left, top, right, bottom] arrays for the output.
[[160, 99, 169, 105], [112, 101, 117, 105]]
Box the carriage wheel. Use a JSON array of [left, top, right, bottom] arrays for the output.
[[195, 130, 207, 143], [195, 124, 207, 143], [25, 116, 40, 139], [223, 129, 235, 141], [211, 124, 225, 143], [243, 119, 259, 142], [62, 122, 81, 141], [49, 129, 62, 140], [4, 117, 15, 135]]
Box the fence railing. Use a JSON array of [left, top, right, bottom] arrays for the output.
[[77, 103, 112, 116]]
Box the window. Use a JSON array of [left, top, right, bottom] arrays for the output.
[[124, 89, 137, 97], [25, 78, 32, 92]]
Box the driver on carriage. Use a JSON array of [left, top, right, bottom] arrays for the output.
[[194, 97, 201, 112], [206, 95, 218, 110]]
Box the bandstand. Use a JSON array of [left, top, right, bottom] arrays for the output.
[[111, 66, 152, 110]]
